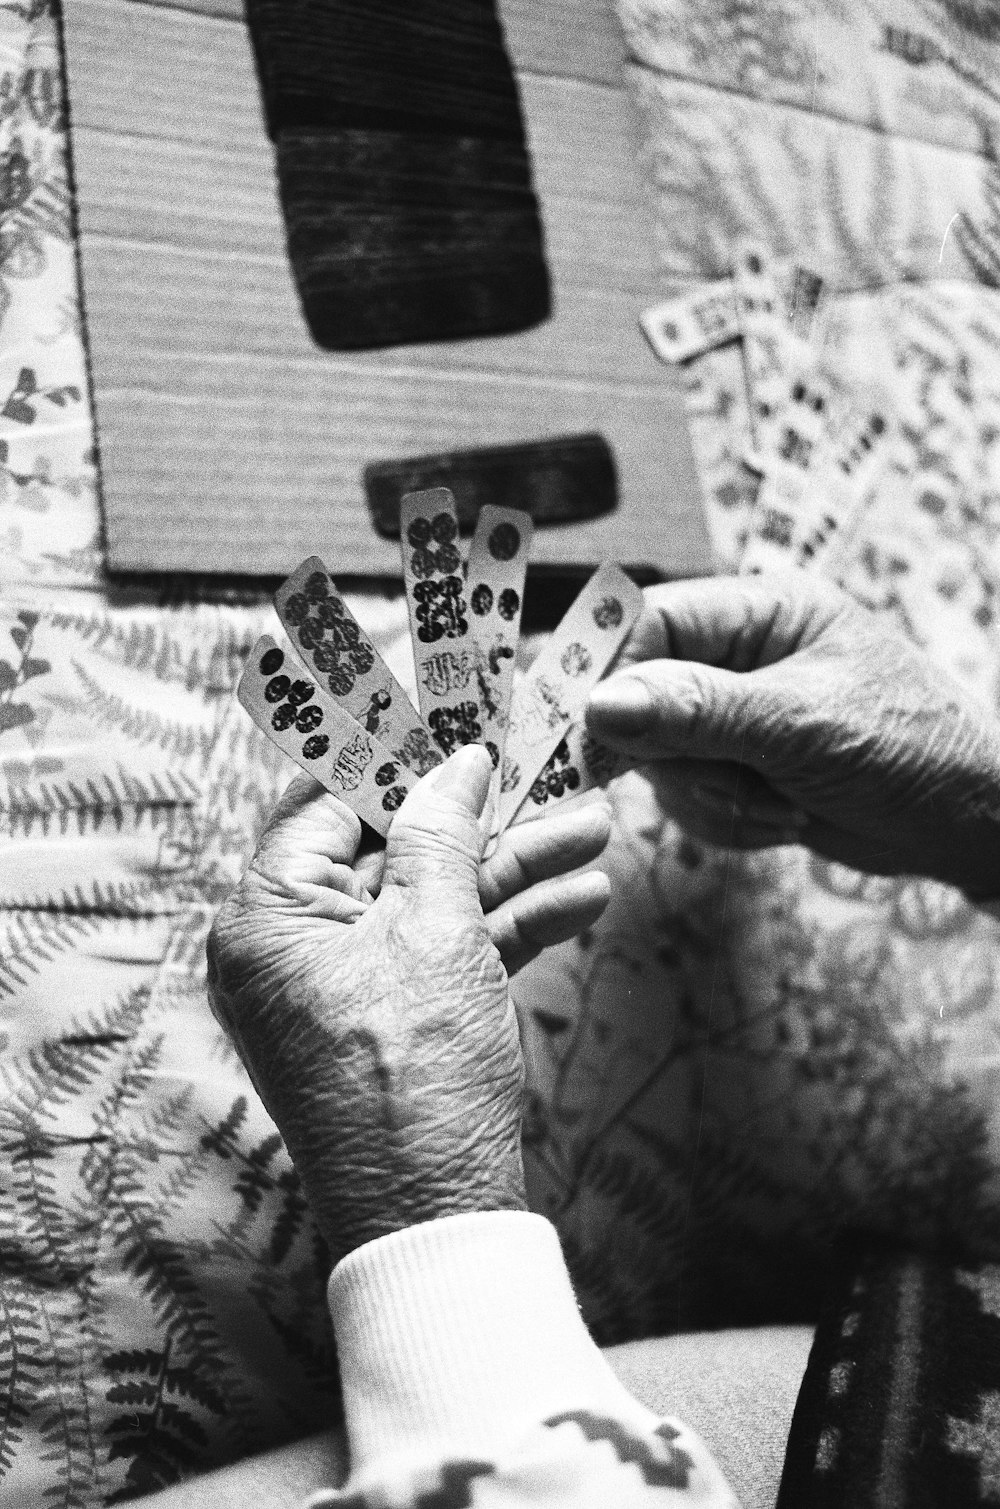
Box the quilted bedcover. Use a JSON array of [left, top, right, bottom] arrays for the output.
[[5, 0, 1000, 1502]]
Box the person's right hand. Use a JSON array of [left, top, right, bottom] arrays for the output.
[[586, 574, 1000, 898], [206, 745, 611, 1267]]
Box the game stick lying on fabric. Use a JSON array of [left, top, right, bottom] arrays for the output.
[[642, 238, 897, 577], [238, 487, 642, 838]]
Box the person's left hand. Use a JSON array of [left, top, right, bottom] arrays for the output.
[[206, 746, 611, 1264]]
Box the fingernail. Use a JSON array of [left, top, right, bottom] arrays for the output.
[[426, 743, 493, 811], [588, 677, 654, 733]]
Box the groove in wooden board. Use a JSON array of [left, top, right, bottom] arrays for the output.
[[101, 348, 684, 406], [99, 381, 709, 579], [72, 136, 657, 299], [81, 240, 675, 387], [502, 0, 626, 86], [65, 5, 639, 203], [66, 4, 658, 285], [70, 121, 656, 276], [128, 0, 242, 18], [94, 361, 702, 531], [66, 1, 282, 152], [64, 0, 709, 577], [69, 116, 651, 247], [66, 85, 648, 250], [122, 0, 628, 87]]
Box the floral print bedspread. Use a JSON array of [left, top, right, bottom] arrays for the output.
[[4, 0, 1000, 1503]]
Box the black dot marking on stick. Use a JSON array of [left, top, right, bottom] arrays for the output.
[[302, 734, 329, 759], [410, 546, 437, 580], [407, 516, 431, 547], [436, 542, 461, 575], [260, 647, 284, 675], [561, 643, 592, 677], [282, 594, 308, 626], [264, 674, 290, 703], [296, 704, 323, 733], [272, 704, 297, 731], [593, 596, 624, 630], [498, 588, 519, 622], [471, 584, 493, 616], [431, 511, 457, 544], [488, 523, 520, 561], [287, 679, 315, 706], [375, 762, 399, 787]]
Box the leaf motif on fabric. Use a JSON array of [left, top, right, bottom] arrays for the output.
[[103, 1343, 224, 1502], [0, 700, 32, 732]]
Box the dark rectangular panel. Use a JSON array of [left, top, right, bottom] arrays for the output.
[[63, 0, 712, 579]]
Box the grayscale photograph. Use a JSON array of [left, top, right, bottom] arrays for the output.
[[3, 2, 1000, 1505]]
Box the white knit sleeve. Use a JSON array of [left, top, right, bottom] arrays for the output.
[[304, 1210, 739, 1507]]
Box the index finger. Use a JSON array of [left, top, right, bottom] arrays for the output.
[[254, 770, 364, 872], [478, 799, 612, 913], [611, 573, 848, 675], [233, 772, 373, 921]]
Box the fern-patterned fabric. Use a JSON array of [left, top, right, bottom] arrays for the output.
[[5, 0, 1000, 1503]]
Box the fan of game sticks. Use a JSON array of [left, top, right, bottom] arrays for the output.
[[238, 487, 642, 837]]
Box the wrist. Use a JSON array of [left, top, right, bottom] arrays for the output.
[[298, 1143, 528, 1267]]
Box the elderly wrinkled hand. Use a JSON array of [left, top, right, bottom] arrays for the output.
[[586, 573, 1000, 897], [206, 744, 611, 1263]]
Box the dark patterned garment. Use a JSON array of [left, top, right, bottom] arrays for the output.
[[778, 1238, 1000, 1507]]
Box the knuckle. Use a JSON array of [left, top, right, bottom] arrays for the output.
[[678, 664, 724, 739], [205, 879, 277, 1015], [384, 894, 505, 995], [206, 890, 242, 975], [389, 823, 481, 891], [492, 843, 533, 899]]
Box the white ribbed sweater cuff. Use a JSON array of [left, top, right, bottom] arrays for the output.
[[328, 1210, 658, 1477]]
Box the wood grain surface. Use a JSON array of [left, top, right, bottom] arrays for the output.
[[63, 0, 711, 578], [124, 0, 628, 85]]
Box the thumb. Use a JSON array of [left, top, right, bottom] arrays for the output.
[[586, 659, 766, 765], [382, 743, 493, 906]]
